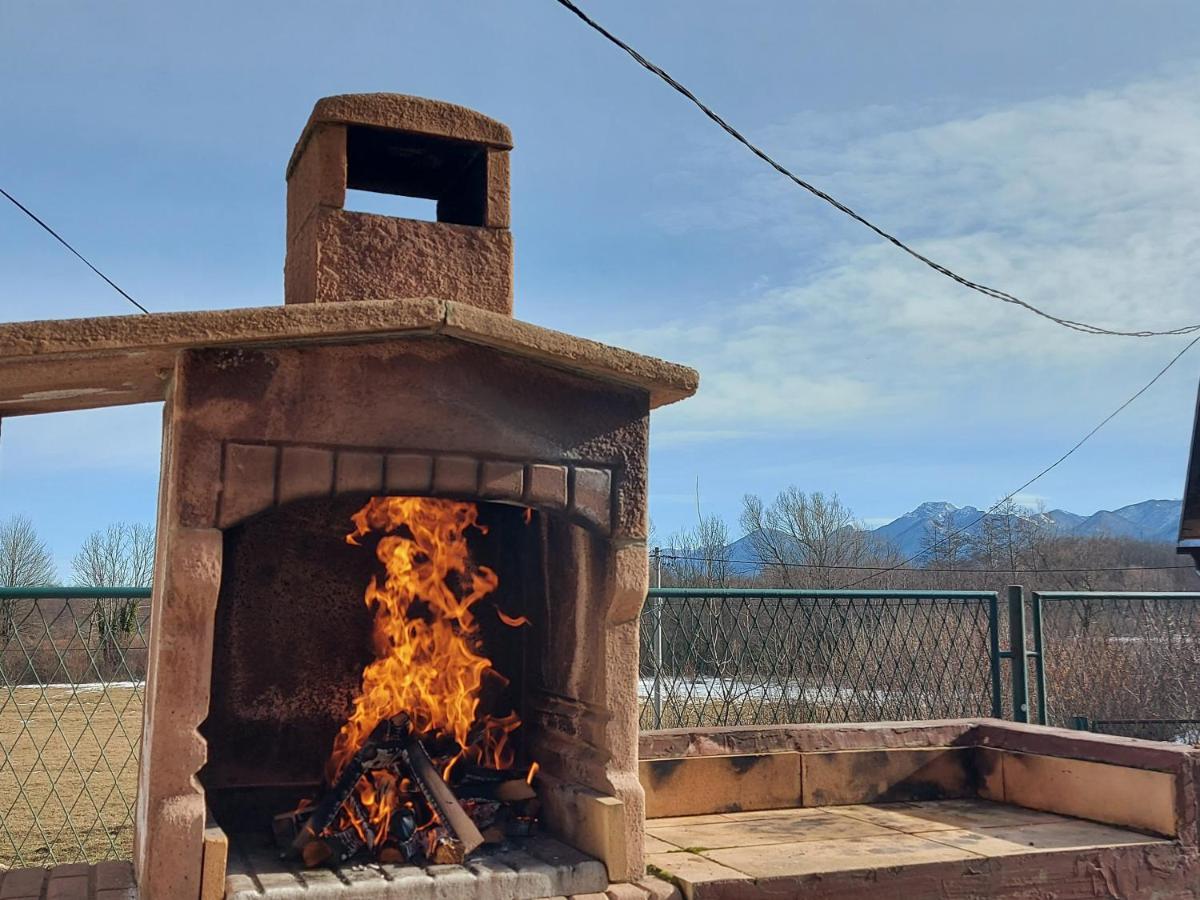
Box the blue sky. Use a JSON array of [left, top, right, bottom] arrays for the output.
[[3, 1, 1200, 574]]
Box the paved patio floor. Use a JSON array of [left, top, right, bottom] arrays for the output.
[[0, 860, 134, 900], [645, 798, 1169, 898]]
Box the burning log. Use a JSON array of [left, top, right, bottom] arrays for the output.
[[456, 775, 537, 803], [346, 793, 377, 851], [286, 714, 488, 865], [394, 718, 486, 857], [288, 717, 403, 857]]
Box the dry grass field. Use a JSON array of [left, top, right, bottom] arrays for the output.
[[0, 684, 143, 868]]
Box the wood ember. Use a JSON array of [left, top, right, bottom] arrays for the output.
[[426, 827, 466, 865], [301, 826, 365, 867]]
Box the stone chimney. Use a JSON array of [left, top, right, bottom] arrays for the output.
[[284, 93, 513, 313]]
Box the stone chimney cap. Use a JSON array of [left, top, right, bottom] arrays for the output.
[[287, 93, 513, 178]]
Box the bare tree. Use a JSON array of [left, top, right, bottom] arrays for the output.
[[921, 513, 973, 570], [72, 522, 154, 587], [0, 514, 57, 588], [740, 488, 871, 588], [663, 514, 732, 588], [0, 515, 57, 642], [972, 498, 1037, 577], [72, 522, 154, 672]]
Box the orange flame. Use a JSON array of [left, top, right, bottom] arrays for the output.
[[326, 496, 521, 840]]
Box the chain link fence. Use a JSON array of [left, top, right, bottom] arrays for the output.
[[1034, 592, 1200, 741], [0, 588, 151, 868], [7, 585, 1200, 869], [638, 588, 1001, 729]]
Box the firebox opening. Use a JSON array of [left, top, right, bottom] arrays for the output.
[[345, 124, 488, 227], [199, 495, 541, 837]]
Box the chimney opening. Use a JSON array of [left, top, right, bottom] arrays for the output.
[[345, 124, 487, 226], [343, 189, 438, 221]]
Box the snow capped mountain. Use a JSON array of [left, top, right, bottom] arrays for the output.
[[872, 499, 1181, 558], [1108, 499, 1181, 542], [871, 502, 985, 555]]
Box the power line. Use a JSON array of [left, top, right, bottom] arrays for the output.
[[1, 187, 150, 315], [552, 0, 1200, 340], [842, 332, 1200, 587], [657, 552, 1193, 575]]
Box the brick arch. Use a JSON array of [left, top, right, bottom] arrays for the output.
[[214, 441, 615, 536]]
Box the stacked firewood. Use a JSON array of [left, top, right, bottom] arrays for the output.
[[275, 715, 538, 867]]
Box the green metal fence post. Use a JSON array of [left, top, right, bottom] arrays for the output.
[[987, 594, 1002, 718], [651, 548, 664, 729], [1008, 585, 1030, 723], [1030, 591, 1047, 725]]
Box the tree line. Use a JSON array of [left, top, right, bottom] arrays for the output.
[[0, 515, 154, 589], [656, 488, 1198, 593]]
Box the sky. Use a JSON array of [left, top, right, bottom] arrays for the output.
[[3, 1, 1200, 575]]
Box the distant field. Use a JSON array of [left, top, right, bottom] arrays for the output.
[[0, 684, 143, 868]]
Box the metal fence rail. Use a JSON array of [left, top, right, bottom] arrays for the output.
[[1033, 591, 1200, 741], [638, 588, 1001, 730], [0, 587, 152, 868]]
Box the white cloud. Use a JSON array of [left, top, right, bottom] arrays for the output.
[[626, 67, 1200, 444]]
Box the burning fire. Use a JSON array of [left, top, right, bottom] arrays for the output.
[[326, 496, 522, 843]]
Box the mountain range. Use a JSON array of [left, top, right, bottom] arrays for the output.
[[869, 498, 1181, 558], [691, 499, 1182, 572]]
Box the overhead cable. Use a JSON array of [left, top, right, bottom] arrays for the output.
[[1, 187, 151, 315], [552, 0, 1200, 338]]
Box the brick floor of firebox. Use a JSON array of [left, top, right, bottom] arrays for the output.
[[645, 798, 1170, 897]]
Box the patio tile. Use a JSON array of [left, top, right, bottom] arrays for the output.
[[649, 810, 891, 851], [824, 803, 960, 833], [646, 814, 731, 828], [645, 833, 683, 853], [921, 821, 1169, 857], [706, 833, 981, 879], [895, 798, 1073, 830], [644, 851, 752, 897]]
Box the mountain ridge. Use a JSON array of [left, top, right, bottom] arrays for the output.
[[874, 498, 1181, 558], [665, 499, 1182, 570]]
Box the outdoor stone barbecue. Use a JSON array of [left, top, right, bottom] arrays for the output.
[[0, 94, 698, 899]]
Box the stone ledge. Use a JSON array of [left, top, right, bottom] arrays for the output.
[[0, 298, 698, 416], [639, 722, 1189, 839]]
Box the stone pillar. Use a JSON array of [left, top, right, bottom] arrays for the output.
[[134, 526, 222, 900]]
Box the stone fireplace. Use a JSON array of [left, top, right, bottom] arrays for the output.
[[0, 94, 697, 898]]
